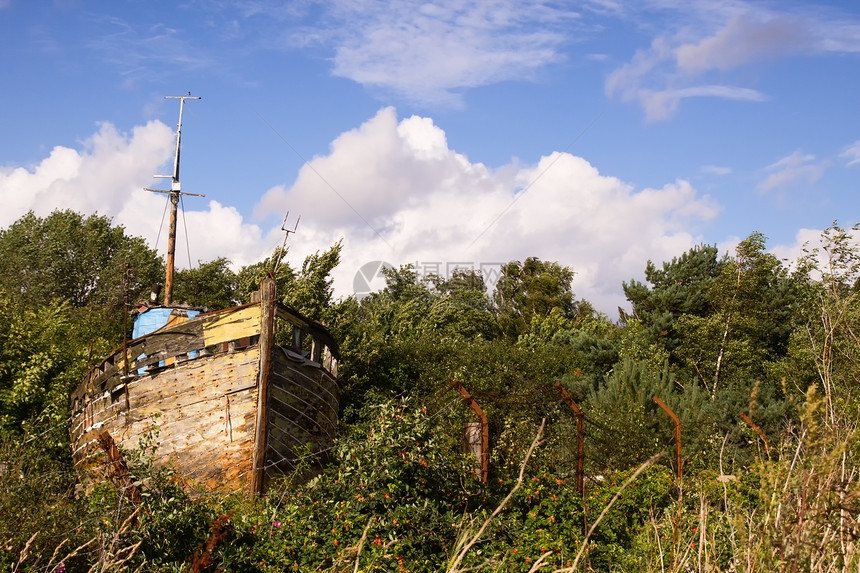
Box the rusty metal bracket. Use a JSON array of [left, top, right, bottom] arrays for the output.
[[451, 380, 489, 484], [555, 382, 585, 494], [97, 431, 142, 524], [739, 412, 770, 459], [652, 396, 682, 480]]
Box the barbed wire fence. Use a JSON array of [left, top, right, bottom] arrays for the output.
[[1, 379, 771, 571]]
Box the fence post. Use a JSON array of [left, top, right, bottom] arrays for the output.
[[739, 412, 770, 459], [652, 396, 682, 481], [554, 382, 585, 494], [451, 380, 488, 484]]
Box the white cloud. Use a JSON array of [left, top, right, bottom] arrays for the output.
[[642, 85, 766, 122], [257, 108, 720, 313], [758, 150, 829, 192], [0, 121, 174, 227], [0, 121, 269, 270], [605, 37, 671, 102], [841, 141, 860, 167], [303, 0, 578, 106], [1, 110, 722, 314], [605, 3, 860, 120], [702, 165, 732, 176], [676, 15, 807, 75], [605, 35, 767, 121]]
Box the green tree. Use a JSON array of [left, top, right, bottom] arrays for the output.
[[425, 269, 499, 340], [674, 233, 796, 398], [493, 258, 577, 338], [172, 257, 239, 310], [236, 242, 342, 323], [0, 292, 82, 442], [786, 223, 860, 425], [0, 210, 161, 309], [623, 244, 725, 355], [284, 241, 343, 324], [0, 211, 163, 437], [236, 245, 296, 304]]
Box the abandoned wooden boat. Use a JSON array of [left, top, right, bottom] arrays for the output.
[[69, 96, 340, 494], [69, 277, 340, 494]]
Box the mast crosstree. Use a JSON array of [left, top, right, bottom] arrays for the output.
[[145, 94, 204, 306]]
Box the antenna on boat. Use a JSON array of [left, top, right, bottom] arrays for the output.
[[272, 211, 300, 274], [145, 93, 204, 306]]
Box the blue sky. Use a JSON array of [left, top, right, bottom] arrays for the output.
[[1, 0, 859, 313]]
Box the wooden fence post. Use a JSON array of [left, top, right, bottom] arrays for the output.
[[451, 381, 488, 484], [555, 382, 585, 494], [652, 396, 682, 481]]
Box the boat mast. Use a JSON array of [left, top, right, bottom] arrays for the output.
[[145, 94, 203, 306]]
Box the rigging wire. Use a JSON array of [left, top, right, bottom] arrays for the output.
[[255, 111, 393, 250], [180, 193, 193, 270], [466, 108, 605, 250], [154, 195, 170, 253]]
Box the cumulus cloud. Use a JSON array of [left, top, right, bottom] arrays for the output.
[[0, 121, 270, 269], [758, 150, 829, 192], [1, 110, 722, 314], [257, 108, 720, 313], [0, 121, 174, 227]]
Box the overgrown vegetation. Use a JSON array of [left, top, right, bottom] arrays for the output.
[[1, 210, 858, 571]]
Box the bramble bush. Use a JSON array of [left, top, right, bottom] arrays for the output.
[[246, 397, 477, 571]]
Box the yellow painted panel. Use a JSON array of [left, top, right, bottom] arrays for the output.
[[203, 306, 261, 347]]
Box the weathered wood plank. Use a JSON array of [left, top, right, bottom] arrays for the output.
[[268, 388, 334, 444], [270, 369, 339, 426], [72, 350, 260, 481], [277, 358, 341, 404], [132, 323, 205, 362], [75, 304, 265, 403], [202, 305, 260, 347], [128, 350, 259, 408]]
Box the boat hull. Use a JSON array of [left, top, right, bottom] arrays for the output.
[[70, 285, 340, 495]]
